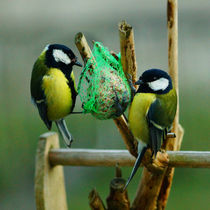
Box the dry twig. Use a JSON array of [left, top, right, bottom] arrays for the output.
[[89, 189, 106, 210], [106, 166, 130, 210]]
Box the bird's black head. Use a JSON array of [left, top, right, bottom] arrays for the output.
[[136, 69, 173, 94], [44, 44, 82, 73]]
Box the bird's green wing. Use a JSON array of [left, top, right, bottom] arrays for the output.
[[147, 99, 165, 157], [36, 101, 52, 130], [30, 60, 52, 130]]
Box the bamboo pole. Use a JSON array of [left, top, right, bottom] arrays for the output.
[[48, 149, 210, 168]]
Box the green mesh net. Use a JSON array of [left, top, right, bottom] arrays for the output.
[[78, 42, 131, 120]]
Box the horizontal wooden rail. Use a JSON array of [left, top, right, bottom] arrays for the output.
[[49, 149, 210, 168]]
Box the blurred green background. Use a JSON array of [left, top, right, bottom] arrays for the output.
[[0, 0, 210, 209]]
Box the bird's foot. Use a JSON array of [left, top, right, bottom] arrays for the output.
[[125, 73, 136, 100], [166, 132, 176, 138], [113, 90, 124, 118]]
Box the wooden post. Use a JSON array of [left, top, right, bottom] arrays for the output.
[[35, 132, 68, 210], [157, 1, 184, 209]]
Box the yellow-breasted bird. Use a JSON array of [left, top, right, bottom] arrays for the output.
[[125, 69, 177, 188], [30, 44, 82, 147]]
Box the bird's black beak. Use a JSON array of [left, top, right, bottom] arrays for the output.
[[135, 79, 143, 86], [74, 60, 83, 67]]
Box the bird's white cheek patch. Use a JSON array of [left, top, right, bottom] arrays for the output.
[[148, 78, 169, 91], [53, 49, 71, 65]]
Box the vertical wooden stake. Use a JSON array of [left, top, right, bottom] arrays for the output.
[[119, 20, 138, 88], [166, 0, 179, 149], [75, 32, 92, 64], [157, 0, 184, 209], [35, 132, 68, 210]]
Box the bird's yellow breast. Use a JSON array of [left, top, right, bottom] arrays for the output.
[[42, 68, 73, 121], [128, 93, 156, 143]]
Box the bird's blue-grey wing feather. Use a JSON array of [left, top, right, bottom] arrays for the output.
[[147, 99, 164, 157], [30, 75, 52, 130], [36, 100, 52, 130]]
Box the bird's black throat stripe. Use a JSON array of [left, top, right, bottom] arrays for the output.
[[67, 76, 77, 113]]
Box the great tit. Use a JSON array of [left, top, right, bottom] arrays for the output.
[[125, 69, 177, 188], [30, 44, 82, 147]]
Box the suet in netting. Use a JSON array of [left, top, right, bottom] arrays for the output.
[[78, 42, 131, 120]]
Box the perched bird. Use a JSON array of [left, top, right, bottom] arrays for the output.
[[30, 44, 82, 147], [125, 69, 177, 188]]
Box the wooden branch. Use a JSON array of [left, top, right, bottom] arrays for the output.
[[49, 149, 210, 168], [117, 21, 138, 157], [106, 166, 130, 210], [113, 117, 138, 157], [131, 167, 166, 210], [119, 20, 137, 88], [89, 189, 106, 210], [75, 32, 92, 64], [106, 178, 130, 210], [141, 149, 169, 174], [177, 123, 184, 151], [35, 132, 68, 210], [165, 0, 179, 151]]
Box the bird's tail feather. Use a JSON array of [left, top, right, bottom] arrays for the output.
[[124, 146, 147, 190], [55, 119, 73, 147]]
